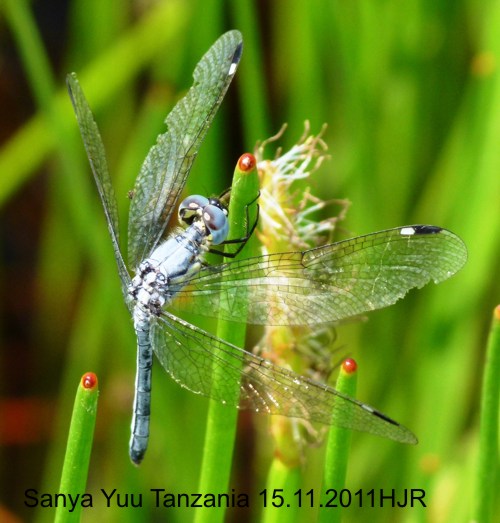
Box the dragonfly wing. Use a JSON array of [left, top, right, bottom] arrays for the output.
[[152, 311, 417, 444], [127, 30, 243, 269], [171, 226, 467, 325], [66, 73, 131, 292]]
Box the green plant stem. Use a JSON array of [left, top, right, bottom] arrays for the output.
[[472, 305, 500, 523], [195, 157, 260, 523], [261, 460, 302, 523], [318, 360, 357, 523], [55, 373, 99, 523]]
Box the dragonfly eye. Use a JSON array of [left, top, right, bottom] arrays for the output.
[[203, 204, 229, 245], [179, 195, 209, 225]]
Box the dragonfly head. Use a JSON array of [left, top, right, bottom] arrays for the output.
[[178, 195, 229, 245]]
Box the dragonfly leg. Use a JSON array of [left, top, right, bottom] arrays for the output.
[[209, 191, 260, 258]]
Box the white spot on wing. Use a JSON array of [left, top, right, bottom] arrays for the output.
[[400, 227, 416, 236], [228, 62, 237, 75]]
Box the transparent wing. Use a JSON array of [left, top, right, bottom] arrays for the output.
[[66, 73, 131, 292], [127, 30, 243, 269], [152, 311, 417, 444], [171, 225, 467, 325]]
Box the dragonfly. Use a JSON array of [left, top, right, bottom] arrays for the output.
[[67, 30, 467, 465]]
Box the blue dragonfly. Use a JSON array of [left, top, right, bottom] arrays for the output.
[[67, 30, 467, 464]]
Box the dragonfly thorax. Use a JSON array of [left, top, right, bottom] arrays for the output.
[[127, 261, 168, 320], [128, 195, 230, 320]]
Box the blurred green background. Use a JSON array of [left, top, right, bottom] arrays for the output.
[[1, 1, 499, 522]]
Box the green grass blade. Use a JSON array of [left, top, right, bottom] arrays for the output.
[[318, 359, 357, 523], [261, 462, 302, 523], [230, 1, 272, 142], [472, 305, 500, 523], [0, 0, 189, 207], [55, 373, 99, 523]]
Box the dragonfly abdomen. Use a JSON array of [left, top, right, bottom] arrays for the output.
[[129, 325, 154, 465]]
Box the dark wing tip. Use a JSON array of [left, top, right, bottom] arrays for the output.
[[232, 40, 243, 66], [400, 225, 443, 236], [360, 403, 418, 444]]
